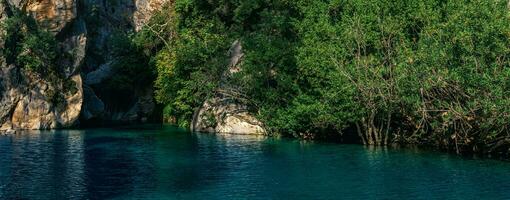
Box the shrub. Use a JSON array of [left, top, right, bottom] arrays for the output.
[[1, 10, 58, 75], [138, 0, 510, 153]]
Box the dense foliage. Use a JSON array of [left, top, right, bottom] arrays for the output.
[[1, 10, 80, 108], [146, 0, 510, 153], [150, 3, 230, 127], [1, 10, 58, 75], [140, 0, 510, 153], [101, 31, 156, 109]]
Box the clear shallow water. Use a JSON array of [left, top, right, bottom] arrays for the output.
[[0, 126, 510, 200]]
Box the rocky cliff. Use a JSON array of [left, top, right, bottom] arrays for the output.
[[78, 0, 167, 125], [191, 41, 266, 135], [0, 0, 167, 131], [0, 0, 266, 134], [0, 0, 83, 130]]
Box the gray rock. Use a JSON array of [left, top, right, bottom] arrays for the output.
[[0, 0, 7, 49], [81, 84, 105, 120], [133, 0, 170, 31], [191, 41, 266, 135], [113, 88, 156, 122], [84, 63, 113, 85], [0, 64, 21, 129], [6, 0, 24, 9], [122, 104, 140, 122], [5, 129, 16, 135], [227, 40, 244, 74], [59, 18, 87, 77], [192, 95, 266, 135], [0, 0, 84, 131], [137, 88, 156, 118]]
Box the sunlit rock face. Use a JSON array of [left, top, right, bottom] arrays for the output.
[[191, 41, 267, 135], [7, 74, 82, 130], [24, 0, 77, 34], [192, 96, 266, 135], [0, 0, 262, 133], [5, 0, 77, 33], [0, 67, 83, 130], [0, 0, 168, 131], [133, 0, 167, 31], [18, 0, 86, 77], [0, 0, 83, 131]]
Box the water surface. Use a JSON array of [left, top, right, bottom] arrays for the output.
[[1, 125, 510, 199]]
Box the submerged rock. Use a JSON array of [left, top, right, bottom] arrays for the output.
[[1, 129, 16, 135]]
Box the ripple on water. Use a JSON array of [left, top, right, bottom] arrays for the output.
[[0, 126, 510, 199]]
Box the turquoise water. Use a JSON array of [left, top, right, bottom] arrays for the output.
[[1, 126, 510, 199]]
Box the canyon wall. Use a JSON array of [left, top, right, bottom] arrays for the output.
[[0, 0, 167, 130]]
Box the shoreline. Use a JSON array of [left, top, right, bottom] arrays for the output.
[[3, 124, 509, 161]]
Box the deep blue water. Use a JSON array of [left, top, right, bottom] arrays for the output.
[[1, 125, 510, 199]]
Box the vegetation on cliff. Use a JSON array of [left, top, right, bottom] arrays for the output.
[[135, 0, 510, 154], [1, 10, 79, 105], [2, 10, 58, 75], [4, 0, 510, 154]]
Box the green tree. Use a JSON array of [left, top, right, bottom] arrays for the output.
[[141, 0, 510, 153], [2, 10, 58, 74]]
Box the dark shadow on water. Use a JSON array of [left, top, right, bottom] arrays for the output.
[[2, 127, 510, 199]]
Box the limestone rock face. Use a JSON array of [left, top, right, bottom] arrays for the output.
[[0, 0, 169, 130], [55, 75, 83, 126], [58, 18, 87, 77], [111, 89, 156, 123], [192, 96, 266, 135], [0, 1, 6, 48], [84, 63, 112, 85], [22, 0, 77, 34], [0, 67, 83, 130], [80, 84, 104, 120], [191, 41, 266, 135], [133, 0, 169, 31], [0, 65, 21, 130], [132, 88, 156, 122], [78, 0, 167, 124], [0, 0, 82, 130], [9, 75, 82, 129]]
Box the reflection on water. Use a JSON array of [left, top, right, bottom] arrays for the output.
[[1, 126, 510, 199], [0, 130, 87, 199]]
